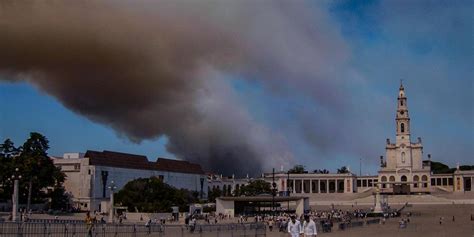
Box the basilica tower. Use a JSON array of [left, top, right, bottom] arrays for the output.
[[378, 82, 431, 194], [396, 83, 410, 145]]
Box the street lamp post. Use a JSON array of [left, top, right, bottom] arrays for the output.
[[287, 171, 290, 212], [11, 168, 21, 222], [108, 181, 117, 223], [271, 168, 276, 216]]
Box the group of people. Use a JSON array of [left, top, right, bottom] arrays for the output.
[[287, 214, 318, 237]]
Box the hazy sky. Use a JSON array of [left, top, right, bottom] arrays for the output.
[[1, 0, 472, 176]]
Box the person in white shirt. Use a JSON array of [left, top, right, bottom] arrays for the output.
[[302, 215, 317, 236], [287, 215, 302, 237]]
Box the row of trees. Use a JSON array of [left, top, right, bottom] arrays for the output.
[[431, 161, 474, 174], [288, 165, 349, 174], [0, 133, 69, 210], [207, 180, 272, 202]]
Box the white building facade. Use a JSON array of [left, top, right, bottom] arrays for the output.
[[207, 174, 249, 196], [378, 83, 431, 194], [52, 150, 208, 211]]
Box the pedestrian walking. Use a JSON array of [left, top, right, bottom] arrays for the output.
[[85, 211, 94, 237], [287, 215, 302, 237], [268, 219, 274, 232], [302, 215, 317, 236]]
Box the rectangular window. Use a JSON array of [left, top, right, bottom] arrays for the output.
[[357, 180, 361, 187], [442, 178, 448, 186], [448, 178, 453, 186], [431, 178, 436, 186], [88, 169, 91, 175], [311, 180, 318, 193], [368, 180, 373, 187], [437, 178, 442, 186], [362, 180, 367, 187], [74, 164, 80, 170]]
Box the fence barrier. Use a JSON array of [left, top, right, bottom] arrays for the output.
[[338, 219, 381, 231], [0, 222, 266, 237]]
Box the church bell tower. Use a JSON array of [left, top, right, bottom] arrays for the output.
[[396, 82, 410, 145]]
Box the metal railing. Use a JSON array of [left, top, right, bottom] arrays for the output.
[[0, 222, 267, 237]]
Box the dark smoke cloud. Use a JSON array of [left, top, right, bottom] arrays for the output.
[[0, 1, 349, 175]]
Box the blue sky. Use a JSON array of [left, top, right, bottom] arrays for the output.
[[0, 1, 472, 175]]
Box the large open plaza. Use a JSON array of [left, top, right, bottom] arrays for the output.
[[1, 204, 472, 236], [1, 1, 472, 236]]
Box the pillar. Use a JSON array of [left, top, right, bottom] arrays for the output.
[[12, 179, 19, 222]]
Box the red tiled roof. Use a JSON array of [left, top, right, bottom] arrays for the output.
[[154, 158, 205, 175], [85, 150, 204, 175]]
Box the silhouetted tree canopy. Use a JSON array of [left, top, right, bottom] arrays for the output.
[[337, 166, 350, 174], [0, 133, 67, 210], [288, 165, 306, 174], [238, 180, 271, 196], [115, 177, 198, 212]]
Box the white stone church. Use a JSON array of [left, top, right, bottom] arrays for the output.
[[378, 83, 431, 194], [264, 83, 473, 196]]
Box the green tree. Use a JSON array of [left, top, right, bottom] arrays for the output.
[[288, 165, 306, 174], [0, 133, 66, 209], [430, 161, 456, 174], [313, 169, 329, 174], [49, 186, 71, 210], [459, 165, 474, 171], [222, 185, 227, 197], [115, 176, 198, 212], [337, 166, 350, 174], [239, 180, 271, 196], [19, 133, 65, 209], [208, 187, 222, 202], [233, 185, 241, 196], [0, 139, 19, 201]]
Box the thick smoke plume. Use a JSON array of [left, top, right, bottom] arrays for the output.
[[0, 1, 348, 175]]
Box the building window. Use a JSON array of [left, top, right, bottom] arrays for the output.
[[362, 180, 367, 187], [381, 176, 387, 188], [357, 180, 361, 187], [389, 176, 395, 188], [413, 175, 419, 188], [401, 123, 405, 133], [448, 178, 453, 186], [401, 152, 406, 163], [431, 178, 436, 186], [88, 169, 91, 175], [74, 164, 80, 170], [368, 179, 373, 187], [401, 100, 404, 106]]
